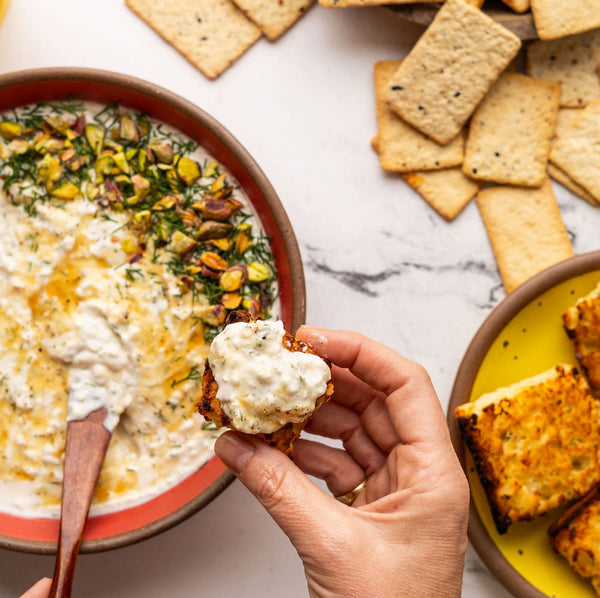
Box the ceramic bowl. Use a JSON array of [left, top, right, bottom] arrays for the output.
[[448, 251, 600, 598], [0, 67, 305, 554]]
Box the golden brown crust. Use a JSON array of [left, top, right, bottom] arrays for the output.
[[198, 310, 334, 455], [549, 486, 600, 596], [563, 286, 600, 395], [455, 364, 600, 534]]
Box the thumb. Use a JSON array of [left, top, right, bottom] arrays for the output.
[[215, 432, 346, 551]]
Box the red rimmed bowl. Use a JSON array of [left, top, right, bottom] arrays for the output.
[[0, 67, 305, 555]]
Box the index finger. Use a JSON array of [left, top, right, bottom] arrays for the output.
[[19, 578, 52, 598], [297, 326, 449, 446]]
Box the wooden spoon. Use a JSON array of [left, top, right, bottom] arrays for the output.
[[49, 407, 112, 598]]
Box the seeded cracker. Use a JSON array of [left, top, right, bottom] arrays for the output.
[[527, 30, 600, 108], [500, 0, 530, 13], [231, 0, 313, 40], [530, 0, 600, 41], [548, 163, 598, 206], [319, 0, 483, 8], [385, 0, 521, 146], [550, 100, 600, 203], [126, 0, 262, 80], [374, 61, 465, 173], [476, 180, 573, 293], [402, 169, 481, 221], [463, 73, 560, 188], [547, 108, 599, 204]]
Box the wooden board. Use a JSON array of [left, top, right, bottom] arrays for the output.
[[389, 1, 537, 40]]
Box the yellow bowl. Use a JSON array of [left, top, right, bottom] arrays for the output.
[[0, 0, 9, 24], [448, 251, 600, 598]]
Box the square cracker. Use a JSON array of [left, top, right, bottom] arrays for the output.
[[403, 169, 481, 221], [231, 0, 314, 40], [527, 30, 600, 107], [463, 73, 560, 187], [126, 0, 262, 79], [319, 0, 483, 7], [476, 179, 573, 293], [374, 61, 465, 173], [385, 0, 521, 145], [501, 0, 530, 13], [530, 0, 600, 40], [548, 163, 598, 206], [550, 100, 600, 203]]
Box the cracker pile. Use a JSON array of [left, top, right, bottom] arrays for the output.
[[370, 0, 600, 294], [126, 0, 313, 78]]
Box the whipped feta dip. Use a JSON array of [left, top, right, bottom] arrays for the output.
[[209, 320, 330, 434], [0, 101, 278, 517]]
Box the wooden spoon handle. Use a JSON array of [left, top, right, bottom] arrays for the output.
[[49, 408, 112, 598]]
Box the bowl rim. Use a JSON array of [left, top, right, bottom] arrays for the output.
[[0, 66, 306, 554], [447, 250, 600, 598]]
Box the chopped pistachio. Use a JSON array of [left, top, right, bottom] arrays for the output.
[[166, 169, 180, 191], [170, 230, 198, 256], [197, 305, 226, 327], [131, 174, 150, 197], [95, 154, 114, 175], [152, 195, 178, 211], [138, 149, 147, 172], [119, 113, 140, 143], [247, 262, 270, 283], [199, 251, 228, 272], [209, 238, 233, 252], [219, 266, 246, 292], [211, 172, 227, 193], [235, 224, 253, 255], [50, 183, 80, 200], [196, 220, 233, 241], [193, 198, 238, 221], [0, 121, 22, 140], [221, 292, 242, 310], [132, 210, 152, 231], [177, 156, 201, 186], [4, 139, 31, 157], [38, 154, 62, 190], [203, 160, 219, 178], [85, 124, 105, 155], [151, 143, 174, 164], [113, 151, 130, 174]]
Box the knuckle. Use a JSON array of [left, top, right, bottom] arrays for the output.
[[251, 459, 290, 511]]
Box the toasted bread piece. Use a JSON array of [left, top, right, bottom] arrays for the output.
[[549, 486, 600, 596], [455, 364, 600, 534], [564, 283, 600, 395], [198, 310, 333, 454]]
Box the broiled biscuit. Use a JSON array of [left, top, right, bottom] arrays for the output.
[[549, 486, 600, 596], [564, 283, 600, 395], [455, 364, 600, 534], [198, 310, 333, 454]]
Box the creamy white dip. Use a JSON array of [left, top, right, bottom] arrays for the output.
[[0, 102, 277, 517], [209, 321, 330, 434]]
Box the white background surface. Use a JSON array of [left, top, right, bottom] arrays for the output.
[[1, 1, 599, 596]]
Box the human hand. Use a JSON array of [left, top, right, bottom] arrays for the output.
[[19, 578, 51, 598], [215, 327, 470, 598]]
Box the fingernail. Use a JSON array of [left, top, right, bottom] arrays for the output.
[[215, 432, 256, 474]]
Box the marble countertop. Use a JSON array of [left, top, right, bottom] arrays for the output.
[[1, 1, 599, 596]]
